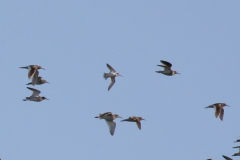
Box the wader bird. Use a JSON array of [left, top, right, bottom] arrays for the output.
[[205, 103, 229, 121], [95, 112, 122, 135], [103, 64, 122, 91], [121, 116, 145, 130], [23, 87, 48, 102], [156, 60, 180, 76]]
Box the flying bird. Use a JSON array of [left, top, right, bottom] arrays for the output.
[[156, 60, 180, 76], [205, 103, 229, 121], [20, 65, 45, 85], [103, 64, 122, 91], [23, 87, 48, 102], [26, 76, 49, 85], [95, 112, 122, 136], [121, 116, 146, 130]]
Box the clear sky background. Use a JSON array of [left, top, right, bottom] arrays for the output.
[[0, 1, 240, 160]]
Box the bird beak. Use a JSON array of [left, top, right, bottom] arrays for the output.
[[42, 68, 46, 70], [47, 82, 50, 84], [177, 73, 181, 75], [143, 119, 146, 121], [119, 117, 123, 119], [19, 66, 28, 69], [120, 75, 123, 77]]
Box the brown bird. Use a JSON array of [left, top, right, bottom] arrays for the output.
[[205, 103, 229, 121], [95, 112, 122, 136], [156, 60, 180, 76], [23, 87, 48, 102], [26, 76, 49, 85], [20, 65, 45, 85], [121, 116, 146, 130]]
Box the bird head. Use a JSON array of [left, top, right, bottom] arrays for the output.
[[42, 97, 49, 100], [174, 71, 180, 75], [114, 114, 122, 119], [116, 73, 123, 77]]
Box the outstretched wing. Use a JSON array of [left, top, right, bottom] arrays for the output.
[[27, 87, 41, 97], [107, 64, 116, 72], [105, 120, 116, 136], [108, 77, 115, 91], [219, 108, 224, 121], [31, 70, 39, 86], [28, 68, 37, 79], [214, 106, 221, 118], [136, 121, 141, 130], [160, 60, 172, 68]]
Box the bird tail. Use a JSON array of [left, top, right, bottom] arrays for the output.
[[26, 83, 32, 85], [155, 71, 163, 73], [103, 73, 108, 80]]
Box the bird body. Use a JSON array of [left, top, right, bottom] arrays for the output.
[[26, 76, 49, 85], [95, 112, 122, 135], [23, 87, 48, 102], [103, 64, 122, 91], [156, 60, 179, 76], [121, 116, 145, 130], [205, 103, 229, 121]]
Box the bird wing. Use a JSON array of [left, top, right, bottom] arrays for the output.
[[101, 112, 112, 117], [27, 87, 41, 97], [157, 65, 171, 73], [222, 155, 233, 160], [214, 106, 221, 118], [31, 70, 39, 86], [136, 121, 141, 130], [219, 108, 224, 121], [28, 67, 37, 79], [108, 77, 115, 91], [105, 120, 116, 136], [161, 60, 172, 68], [107, 64, 116, 72]]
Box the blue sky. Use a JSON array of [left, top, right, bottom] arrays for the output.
[[0, 1, 240, 160]]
